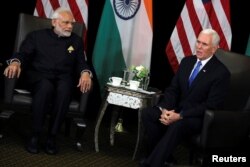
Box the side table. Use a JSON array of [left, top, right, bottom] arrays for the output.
[[94, 84, 161, 160]]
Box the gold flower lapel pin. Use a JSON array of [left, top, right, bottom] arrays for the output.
[[67, 46, 74, 53]]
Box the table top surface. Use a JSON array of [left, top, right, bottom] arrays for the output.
[[106, 83, 162, 98]]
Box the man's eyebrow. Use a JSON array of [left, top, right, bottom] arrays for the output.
[[197, 40, 209, 46]]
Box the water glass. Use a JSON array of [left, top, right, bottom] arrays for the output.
[[142, 76, 150, 90], [121, 69, 130, 86]]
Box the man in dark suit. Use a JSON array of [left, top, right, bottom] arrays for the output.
[[140, 29, 231, 167], [3, 7, 92, 155]]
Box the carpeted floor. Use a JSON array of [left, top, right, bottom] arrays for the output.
[[0, 111, 192, 167]]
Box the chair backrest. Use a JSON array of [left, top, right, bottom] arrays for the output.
[[12, 13, 84, 90], [215, 48, 250, 110], [14, 13, 84, 52]]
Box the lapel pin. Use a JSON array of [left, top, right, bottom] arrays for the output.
[[67, 46, 74, 53]]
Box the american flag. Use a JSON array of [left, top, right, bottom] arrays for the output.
[[34, 0, 88, 48], [166, 0, 231, 73]]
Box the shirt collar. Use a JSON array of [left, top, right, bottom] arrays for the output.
[[197, 55, 213, 68]]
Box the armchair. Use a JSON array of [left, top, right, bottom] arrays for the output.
[[0, 13, 89, 150], [189, 48, 250, 166]]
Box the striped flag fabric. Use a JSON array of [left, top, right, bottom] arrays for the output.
[[166, 0, 232, 73], [34, 0, 88, 47], [92, 0, 153, 94]]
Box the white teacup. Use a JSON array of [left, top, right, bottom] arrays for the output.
[[129, 80, 140, 90], [109, 77, 122, 86]]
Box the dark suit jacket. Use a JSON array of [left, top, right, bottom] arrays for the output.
[[158, 55, 231, 118], [12, 29, 89, 84]]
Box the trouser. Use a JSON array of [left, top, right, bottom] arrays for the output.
[[142, 106, 202, 167], [31, 77, 73, 136]]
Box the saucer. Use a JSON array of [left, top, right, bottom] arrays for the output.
[[107, 82, 121, 87], [125, 86, 138, 91]]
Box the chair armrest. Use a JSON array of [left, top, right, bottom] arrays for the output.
[[4, 76, 17, 104], [79, 90, 90, 115], [200, 110, 250, 149], [199, 110, 214, 148]]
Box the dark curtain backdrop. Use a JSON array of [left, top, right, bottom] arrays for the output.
[[1, 0, 249, 116]]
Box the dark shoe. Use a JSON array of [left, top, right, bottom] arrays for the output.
[[26, 136, 39, 154], [138, 158, 150, 167], [164, 162, 175, 167], [45, 137, 58, 155], [164, 155, 177, 167]]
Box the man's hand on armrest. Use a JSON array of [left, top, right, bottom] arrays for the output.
[[77, 71, 92, 93], [3, 59, 21, 78]]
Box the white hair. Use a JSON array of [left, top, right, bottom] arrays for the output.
[[51, 7, 72, 19], [200, 28, 220, 46]]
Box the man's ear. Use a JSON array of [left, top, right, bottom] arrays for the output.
[[212, 45, 219, 54], [51, 19, 56, 27]]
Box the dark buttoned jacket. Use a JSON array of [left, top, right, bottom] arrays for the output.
[[12, 29, 89, 84], [158, 55, 231, 118]]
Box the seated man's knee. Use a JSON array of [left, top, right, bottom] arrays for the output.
[[142, 106, 160, 123]]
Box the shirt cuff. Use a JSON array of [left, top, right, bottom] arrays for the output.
[[81, 70, 93, 78], [179, 111, 183, 119], [6, 58, 21, 65]]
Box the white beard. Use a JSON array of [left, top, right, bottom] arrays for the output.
[[54, 26, 71, 37]]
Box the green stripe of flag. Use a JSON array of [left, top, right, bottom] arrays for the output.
[[245, 34, 250, 56]]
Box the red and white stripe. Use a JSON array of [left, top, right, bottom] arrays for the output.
[[34, 0, 88, 48], [166, 0, 231, 73], [34, 0, 88, 26]]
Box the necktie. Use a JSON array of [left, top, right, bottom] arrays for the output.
[[189, 61, 202, 86]]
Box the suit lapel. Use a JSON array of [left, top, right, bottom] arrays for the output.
[[188, 56, 217, 89]]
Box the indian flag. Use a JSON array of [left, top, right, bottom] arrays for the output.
[[92, 0, 153, 94], [246, 34, 250, 56]]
